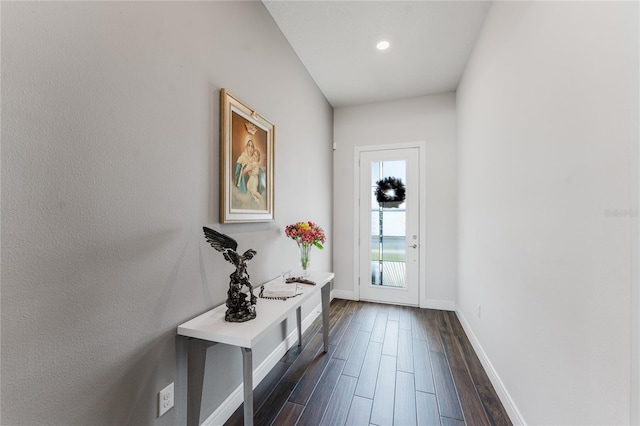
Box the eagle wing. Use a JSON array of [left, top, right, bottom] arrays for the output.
[[242, 249, 257, 261], [203, 227, 238, 253]]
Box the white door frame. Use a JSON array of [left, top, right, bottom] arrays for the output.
[[353, 142, 428, 308]]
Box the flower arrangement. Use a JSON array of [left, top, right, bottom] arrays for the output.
[[285, 221, 326, 249], [285, 221, 326, 271]]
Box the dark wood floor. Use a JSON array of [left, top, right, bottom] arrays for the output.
[[225, 299, 512, 426]]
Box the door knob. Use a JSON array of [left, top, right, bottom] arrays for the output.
[[410, 244, 418, 249]]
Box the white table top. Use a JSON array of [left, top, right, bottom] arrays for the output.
[[178, 271, 334, 348]]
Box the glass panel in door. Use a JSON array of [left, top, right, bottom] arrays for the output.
[[370, 160, 407, 288]]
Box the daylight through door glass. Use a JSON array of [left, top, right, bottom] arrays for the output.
[[370, 160, 406, 288]]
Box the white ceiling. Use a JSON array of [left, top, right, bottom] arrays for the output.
[[263, 1, 492, 108]]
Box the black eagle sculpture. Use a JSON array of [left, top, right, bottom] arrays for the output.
[[203, 226, 257, 322]]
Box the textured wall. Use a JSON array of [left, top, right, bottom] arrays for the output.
[[333, 93, 458, 308], [457, 2, 638, 424], [1, 2, 333, 425]]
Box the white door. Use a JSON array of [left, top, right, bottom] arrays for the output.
[[358, 147, 420, 306]]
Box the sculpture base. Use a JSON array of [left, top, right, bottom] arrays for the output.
[[225, 309, 257, 323], [225, 284, 257, 323]]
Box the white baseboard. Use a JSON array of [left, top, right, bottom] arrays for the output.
[[202, 302, 322, 426], [331, 290, 357, 300], [331, 292, 454, 311], [425, 299, 456, 311], [455, 309, 526, 425]]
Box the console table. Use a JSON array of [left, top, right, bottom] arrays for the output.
[[178, 271, 334, 426]]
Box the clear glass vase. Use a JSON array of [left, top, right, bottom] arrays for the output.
[[299, 244, 311, 274]]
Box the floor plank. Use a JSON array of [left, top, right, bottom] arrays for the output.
[[253, 379, 297, 426], [456, 333, 492, 388], [388, 304, 401, 321], [477, 384, 512, 426], [329, 303, 353, 346], [450, 366, 490, 426], [416, 391, 441, 426], [441, 416, 466, 426], [413, 339, 435, 394], [370, 310, 388, 343], [280, 317, 322, 364], [333, 318, 362, 361], [271, 402, 303, 426], [399, 306, 412, 331], [296, 358, 345, 425], [319, 375, 358, 426], [382, 319, 399, 356], [397, 328, 414, 373], [434, 310, 450, 334], [327, 299, 347, 334], [343, 331, 371, 377], [344, 300, 361, 317], [424, 310, 445, 352], [359, 304, 378, 333], [446, 311, 466, 337], [394, 371, 417, 426], [283, 332, 324, 382], [351, 302, 367, 323], [440, 330, 467, 370], [224, 361, 292, 426], [354, 341, 383, 399], [288, 345, 336, 405], [345, 395, 373, 426], [370, 355, 397, 426], [431, 350, 464, 420], [410, 307, 428, 341]]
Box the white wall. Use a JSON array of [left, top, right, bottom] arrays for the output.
[[333, 94, 457, 308], [1, 2, 333, 425], [457, 1, 638, 424]]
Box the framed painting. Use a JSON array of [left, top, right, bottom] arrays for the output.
[[220, 89, 275, 223]]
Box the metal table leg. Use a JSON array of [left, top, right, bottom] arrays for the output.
[[187, 339, 217, 426], [296, 306, 303, 347], [241, 347, 253, 426], [321, 282, 330, 352]]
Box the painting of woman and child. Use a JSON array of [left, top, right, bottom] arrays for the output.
[[231, 112, 267, 210], [220, 89, 274, 223]]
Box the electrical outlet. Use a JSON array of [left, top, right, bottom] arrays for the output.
[[158, 382, 174, 417]]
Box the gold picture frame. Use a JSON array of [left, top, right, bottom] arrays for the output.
[[220, 89, 275, 223]]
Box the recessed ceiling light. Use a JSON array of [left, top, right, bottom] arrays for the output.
[[376, 40, 390, 51]]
